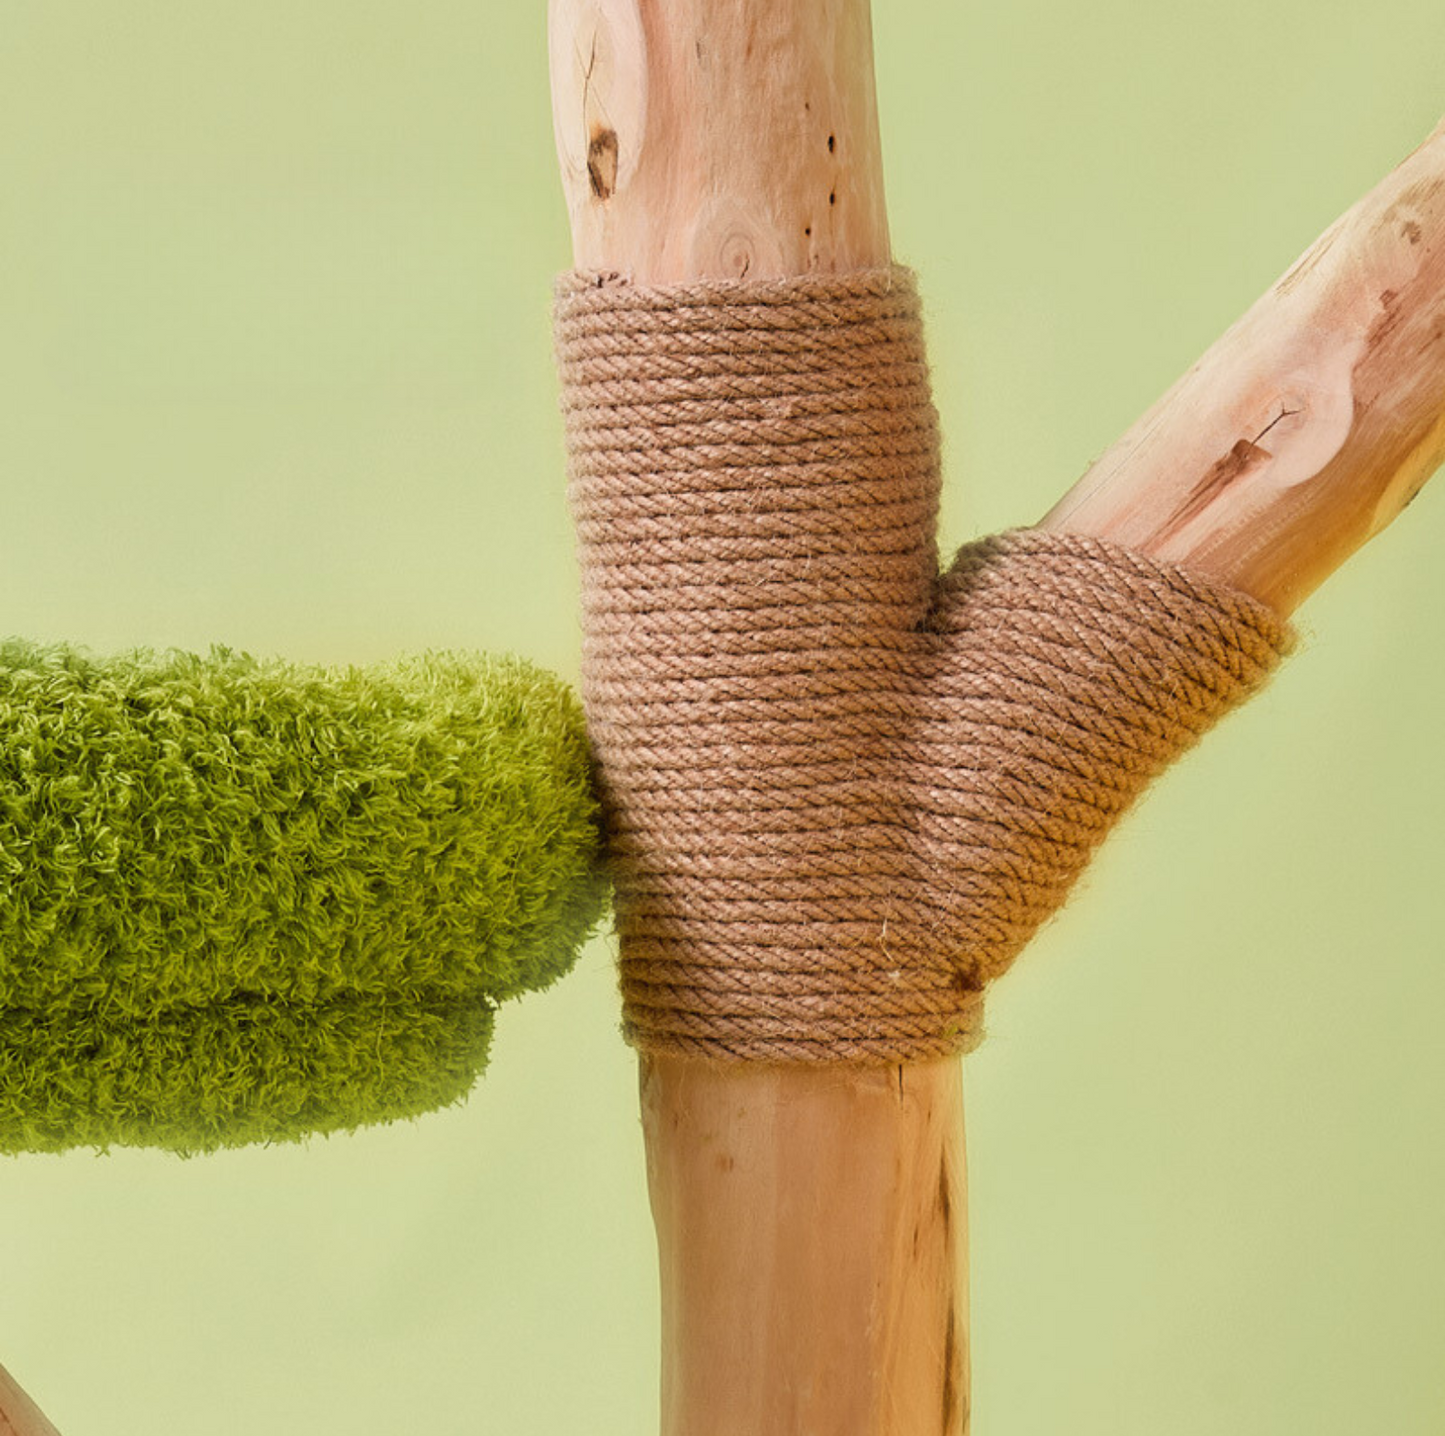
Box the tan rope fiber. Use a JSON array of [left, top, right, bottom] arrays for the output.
[[555, 266, 1294, 1064]]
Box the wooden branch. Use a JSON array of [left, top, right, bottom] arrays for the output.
[[0, 1365, 61, 1436], [1042, 113, 1445, 612]]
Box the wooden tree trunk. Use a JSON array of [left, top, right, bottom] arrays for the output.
[[550, 2, 972, 1430], [548, 4, 1445, 1435]]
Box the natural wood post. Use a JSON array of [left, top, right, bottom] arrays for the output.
[[549, 3, 1445, 1433], [548, 0, 890, 283], [549, 2, 970, 1432]]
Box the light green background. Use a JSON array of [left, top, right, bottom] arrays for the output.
[[2, 3, 1443, 1433]]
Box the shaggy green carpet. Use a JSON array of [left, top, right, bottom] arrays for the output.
[[0, 641, 607, 1155]]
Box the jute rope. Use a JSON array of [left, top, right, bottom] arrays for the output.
[[555, 266, 1294, 1064]]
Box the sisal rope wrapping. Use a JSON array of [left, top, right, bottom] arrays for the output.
[[555, 266, 1294, 1064]]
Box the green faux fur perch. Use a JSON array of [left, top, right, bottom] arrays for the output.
[[0, 641, 608, 1156]]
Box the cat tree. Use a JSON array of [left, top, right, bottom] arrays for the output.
[[3, 2, 1443, 1431]]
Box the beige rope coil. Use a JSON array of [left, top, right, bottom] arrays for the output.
[[555, 265, 1294, 1064]]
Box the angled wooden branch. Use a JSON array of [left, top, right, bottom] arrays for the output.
[[0, 1365, 61, 1436], [548, 3, 1445, 1435], [1043, 112, 1445, 613]]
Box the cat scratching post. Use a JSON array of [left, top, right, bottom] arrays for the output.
[[547, 3, 1445, 1433], [549, 2, 973, 1429], [3, 10, 1442, 1436]]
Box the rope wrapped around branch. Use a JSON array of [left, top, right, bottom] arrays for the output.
[[555, 266, 1293, 1064]]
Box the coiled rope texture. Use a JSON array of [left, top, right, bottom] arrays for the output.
[[555, 266, 1293, 1064]]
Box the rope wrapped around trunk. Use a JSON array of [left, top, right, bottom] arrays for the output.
[[554, 266, 1293, 1064]]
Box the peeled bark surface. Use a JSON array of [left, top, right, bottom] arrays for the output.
[[1042, 115, 1445, 614], [549, 0, 890, 281], [644, 1057, 969, 1436]]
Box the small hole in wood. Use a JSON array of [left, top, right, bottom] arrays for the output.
[[827, 133, 835, 153], [829, 190, 836, 206]]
